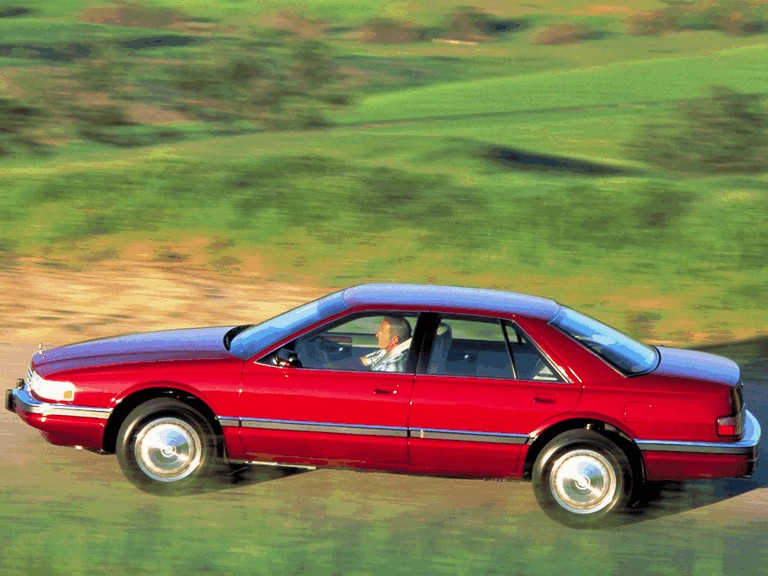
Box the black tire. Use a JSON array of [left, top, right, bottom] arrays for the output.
[[116, 398, 218, 494], [532, 429, 633, 527]]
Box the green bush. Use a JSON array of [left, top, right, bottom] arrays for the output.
[[626, 1, 767, 36], [171, 34, 348, 129], [513, 182, 696, 252], [19, 155, 486, 251], [0, 97, 47, 156], [533, 24, 598, 45], [630, 87, 768, 174], [441, 7, 499, 41], [359, 18, 427, 43]]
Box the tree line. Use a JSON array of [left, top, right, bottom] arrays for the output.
[[0, 31, 349, 155]]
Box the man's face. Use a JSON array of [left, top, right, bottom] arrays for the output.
[[376, 320, 394, 349]]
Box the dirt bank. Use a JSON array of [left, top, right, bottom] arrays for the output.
[[1, 256, 763, 348], [0, 257, 325, 344]]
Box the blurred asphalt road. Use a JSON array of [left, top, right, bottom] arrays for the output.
[[1, 341, 766, 576]]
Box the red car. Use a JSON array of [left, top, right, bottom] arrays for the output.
[[6, 283, 761, 525]]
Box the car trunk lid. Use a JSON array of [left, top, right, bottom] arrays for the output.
[[654, 346, 741, 386]]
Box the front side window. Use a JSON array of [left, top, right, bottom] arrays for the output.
[[551, 307, 658, 375], [425, 315, 563, 381], [261, 312, 418, 373]]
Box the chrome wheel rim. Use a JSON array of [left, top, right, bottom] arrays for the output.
[[550, 449, 617, 515], [134, 417, 202, 482]]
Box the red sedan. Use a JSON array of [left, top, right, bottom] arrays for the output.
[[6, 283, 761, 525]]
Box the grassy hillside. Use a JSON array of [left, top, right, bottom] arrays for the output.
[[2, 0, 767, 342], [338, 45, 768, 124]]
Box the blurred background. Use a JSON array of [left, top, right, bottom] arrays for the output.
[[2, 3, 768, 575], [1, 0, 767, 343]]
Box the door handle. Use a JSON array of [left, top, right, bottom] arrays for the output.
[[534, 395, 557, 404], [374, 386, 397, 395]]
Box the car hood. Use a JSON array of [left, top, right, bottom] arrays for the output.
[[654, 346, 741, 386], [33, 326, 236, 377]]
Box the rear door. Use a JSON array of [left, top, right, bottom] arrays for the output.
[[408, 313, 581, 476]]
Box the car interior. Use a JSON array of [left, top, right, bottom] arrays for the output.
[[266, 313, 560, 381]]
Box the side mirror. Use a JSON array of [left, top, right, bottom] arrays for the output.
[[276, 348, 302, 369]]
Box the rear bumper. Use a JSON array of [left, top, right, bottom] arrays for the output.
[[636, 410, 761, 458], [639, 410, 761, 481]]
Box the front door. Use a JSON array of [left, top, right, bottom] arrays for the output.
[[238, 312, 420, 468]]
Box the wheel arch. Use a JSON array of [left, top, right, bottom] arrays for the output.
[[103, 387, 225, 456], [524, 418, 645, 484]]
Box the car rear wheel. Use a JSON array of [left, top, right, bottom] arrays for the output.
[[117, 398, 218, 493], [532, 429, 633, 526]]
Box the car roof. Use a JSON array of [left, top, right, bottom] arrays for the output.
[[341, 283, 560, 321]]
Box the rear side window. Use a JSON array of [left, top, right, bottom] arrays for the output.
[[503, 322, 562, 382], [425, 315, 563, 381]]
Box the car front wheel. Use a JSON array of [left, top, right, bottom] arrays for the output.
[[532, 429, 633, 526], [116, 398, 218, 493]]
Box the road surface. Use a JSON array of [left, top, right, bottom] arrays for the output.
[[1, 342, 766, 576]]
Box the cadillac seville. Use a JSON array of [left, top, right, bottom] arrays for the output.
[[6, 283, 760, 525]]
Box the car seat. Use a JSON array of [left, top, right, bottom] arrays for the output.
[[427, 322, 453, 374]]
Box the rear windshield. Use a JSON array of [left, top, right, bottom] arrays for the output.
[[551, 307, 658, 375]]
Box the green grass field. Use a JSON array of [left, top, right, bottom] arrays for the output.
[[1, 0, 767, 342], [2, 3, 768, 575]]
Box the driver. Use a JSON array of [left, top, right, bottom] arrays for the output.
[[361, 316, 411, 372]]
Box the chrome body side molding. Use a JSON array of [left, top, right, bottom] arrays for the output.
[[410, 428, 529, 444], [221, 416, 529, 444], [238, 417, 408, 438], [219, 410, 760, 458]]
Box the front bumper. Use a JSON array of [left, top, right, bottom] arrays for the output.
[[6, 377, 24, 413], [6, 383, 112, 419], [5, 387, 15, 412], [6, 381, 111, 450]]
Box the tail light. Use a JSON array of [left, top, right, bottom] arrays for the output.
[[717, 381, 745, 438], [716, 415, 742, 437]]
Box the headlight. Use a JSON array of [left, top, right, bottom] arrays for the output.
[[27, 368, 76, 402]]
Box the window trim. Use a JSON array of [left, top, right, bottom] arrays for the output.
[[501, 320, 519, 380]]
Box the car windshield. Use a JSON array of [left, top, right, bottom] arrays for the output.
[[229, 290, 348, 360], [551, 307, 658, 375]]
